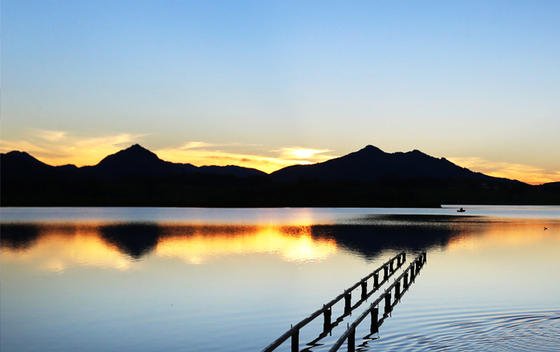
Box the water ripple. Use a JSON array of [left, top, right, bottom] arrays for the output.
[[363, 310, 560, 351]]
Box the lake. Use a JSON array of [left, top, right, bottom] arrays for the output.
[[1, 206, 559, 351]]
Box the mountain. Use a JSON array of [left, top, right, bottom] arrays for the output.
[[89, 144, 265, 179], [96, 144, 174, 171], [198, 165, 265, 178], [1, 151, 51, 171], [0, 144, 264, 180], [0, 151, 78, 179], [272, 145, 507, 183], [542, 181, 560, 190], [1, 144, 558, 206], [86, 144, 197, 178], [0, 144, 268, 206]]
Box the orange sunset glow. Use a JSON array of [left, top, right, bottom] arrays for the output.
[[156, 226, 337, 264], [446, 220, 560, 252], [0, 224, 338, 271], [0, 228, 132, 272], [0, 131, 556, 184], [2, 2, 560, 351]]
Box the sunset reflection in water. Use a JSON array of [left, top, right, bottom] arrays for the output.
[[3, 218, 558, 273], [156, 226, 337, 264], [446, 219, 560, 251], [1, 211, 559, 352], [0, 224, 338, 271]]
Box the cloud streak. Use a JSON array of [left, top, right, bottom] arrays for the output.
[[156, 143, 336, 172], [449, 156, 560, 185]]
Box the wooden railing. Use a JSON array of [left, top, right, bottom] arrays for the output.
[[327, 252, 427, 352], [261, 251, 406, 352]]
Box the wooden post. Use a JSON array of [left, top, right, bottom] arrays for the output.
[[402, 252, 406, 263], [361, 281, 367, 300], [370, 307, 379, 334], [384, 291, 392, 314], [410, 264, 415, 280], [291, 328, 299, 352], [403, 272, 409, 289], [323, 306, 332, 332], [383, 265, 389, 279], [395, 281, 401, 300], [373, 272, 379, 288], [344, 292, 352, 314], [389, 259, 394, 272], [347, 326, 355, 352]]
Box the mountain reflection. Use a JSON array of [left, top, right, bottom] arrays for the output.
[[0, 224, 338, 271], [311, 225, 458, 259], [1, 224, 41, 250], [3, 216, 542, 271], [99, 224, 161, 259], [0, 226, 132, 272]]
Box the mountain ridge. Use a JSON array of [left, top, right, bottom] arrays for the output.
[[1, 144, 558, 206], [0, 144, 542, 185], [271, 144, 517, 184], [1, 144, 266, 179]]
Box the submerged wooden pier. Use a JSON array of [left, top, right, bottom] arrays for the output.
[[328, 252, 427, 352], [261, 251, 406, 352]]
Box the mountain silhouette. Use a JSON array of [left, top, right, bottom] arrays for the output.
[[97, 144, 170, 169], [1, 144, 558, 206], [272, 145, 502, 183], [88, 144, 197, 178], [2, 151, 50, 170], [1, 151, 76, 174], [1, 144, 264, 180], [1, 150, 79, 179]]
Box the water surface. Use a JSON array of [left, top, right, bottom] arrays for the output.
[[1, 206, 559, 351]]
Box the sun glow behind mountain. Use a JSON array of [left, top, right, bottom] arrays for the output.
[[0, 131, 556, 184], [1, 1, 558, 187]]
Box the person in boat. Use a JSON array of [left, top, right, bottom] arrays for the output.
[[457, 207, 466, 212]]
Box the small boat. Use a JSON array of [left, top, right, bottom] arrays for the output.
[[457, 207, 466, 213]]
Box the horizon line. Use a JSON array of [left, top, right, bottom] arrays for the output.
[[2, 143, 558, 186]]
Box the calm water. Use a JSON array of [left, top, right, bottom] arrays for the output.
[[1, 206, 559, 351]]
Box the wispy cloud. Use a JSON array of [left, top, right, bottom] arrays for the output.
[[156, 143, 336, 172], [0, 130, 144, 166], [35, 129, 67, 142], [176, 141, 217, 150], [0, 132, 336, 172], [276, 147, 335, 164], [449, 156, 560, 185]]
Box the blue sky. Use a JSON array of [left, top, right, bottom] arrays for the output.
[[1, 1, 559, 182]]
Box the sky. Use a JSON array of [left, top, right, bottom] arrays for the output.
[[1, 0, 559, 184]]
